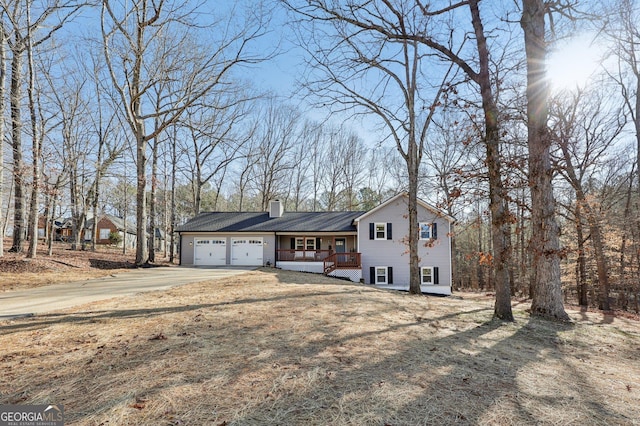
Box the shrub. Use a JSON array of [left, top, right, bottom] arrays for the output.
[[108, 231, 123, 246]]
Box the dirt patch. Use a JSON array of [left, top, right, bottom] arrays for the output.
[[0, 269, 638, 425]]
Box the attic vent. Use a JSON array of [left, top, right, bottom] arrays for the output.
[[269, 200, 284, 218]]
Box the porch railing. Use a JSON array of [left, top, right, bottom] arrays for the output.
[[323, 252, 361, 274], [276, 249, 332, 262]]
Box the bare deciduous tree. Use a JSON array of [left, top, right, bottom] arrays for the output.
[[284, 0, 453, 294], [101, 0, 270, 265], [551, 87, 627, 310], [403, 0, 515, 319], [521, 0, 570, 321], [0, 10, 5, 257], [251, 100, 300, 211], [181, 91, 252, 215], [1, 0, 81, 253]]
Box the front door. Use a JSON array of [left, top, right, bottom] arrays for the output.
[[335, 238, 346, 253]]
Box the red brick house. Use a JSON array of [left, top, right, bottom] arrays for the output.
[[85, 214, 137, 248]]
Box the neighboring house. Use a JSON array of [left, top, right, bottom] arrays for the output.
[[176, 193, 454, 295], [53, 218, 74, 241], [85, 214, 137, 249], [37, 216, 74, 241]]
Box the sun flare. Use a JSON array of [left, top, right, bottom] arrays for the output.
[[546, 35, 604, 92]]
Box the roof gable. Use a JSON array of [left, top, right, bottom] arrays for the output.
[[354, 192, 454, 223]]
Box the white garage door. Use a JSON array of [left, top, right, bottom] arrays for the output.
[[231, 238, 263, 266], [194, 238, 226, 266]]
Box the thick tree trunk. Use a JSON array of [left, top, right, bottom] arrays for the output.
[[90, 135, 103, 252], [69, 169, 87, 250], [521, 0, 569, 321], [0, 25, 5, 257], [135, 130, 148, 266], [634, 75, 640, 279], [470, 0, 513, 320], [407, 154, 421, 295], [149, 135, 158, 263], [47, 192, 59, 256], [619, 166, 634, 280], [520, 191, 528, 296], [27, 11, 40, 259], [91, 192, 99, 252], [580, 199, 610, 310], [9, 50, 25, 253], [169, 135, 177, 263]]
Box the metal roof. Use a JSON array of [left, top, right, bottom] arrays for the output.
[[176, 211, 365, 233]]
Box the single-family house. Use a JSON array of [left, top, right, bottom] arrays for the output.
[[176, 193, 454, 295], [85, 214, 137, 249], [37, 216, 74, 241], [53, 218, 74, 241]]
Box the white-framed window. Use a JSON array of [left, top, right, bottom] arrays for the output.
[[421, 267, 433, 284], [305, 238, 316, 250], [375, 266, 388, 284], [295, 238, 304, 250], [370, 222, 392, 240], [419, 223, 431, 240], [99, 228, 111, 240], [370, 266, 393, 284]]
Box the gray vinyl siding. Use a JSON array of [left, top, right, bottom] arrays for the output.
[[179, 232, 276, 266], [180, 234, 195, 265], [358, 196, 452, 287]]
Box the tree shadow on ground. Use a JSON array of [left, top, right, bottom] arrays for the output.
[[0, 289, 366, 334], [88, 258, 136, 270], [224, 314, 627, 425], [3, 276, 636, 425]]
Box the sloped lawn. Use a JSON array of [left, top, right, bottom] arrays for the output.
[[1, 269, 638, 425]]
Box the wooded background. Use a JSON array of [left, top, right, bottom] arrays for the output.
[[0, 0, 638, 316]]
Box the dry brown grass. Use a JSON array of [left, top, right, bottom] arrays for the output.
[[0, 241, 173, 291], [1, 268, 639, 425]]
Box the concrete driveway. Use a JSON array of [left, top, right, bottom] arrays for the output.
[[0, 266, 253, 320]]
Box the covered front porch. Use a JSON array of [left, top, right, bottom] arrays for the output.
[[275, 233, 362, 282]]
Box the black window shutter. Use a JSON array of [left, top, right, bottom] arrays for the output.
[[316, 237, 321, 249], [388, 267, 393, 284], [432, 222, 438, 239], [434, 267, 439, 284], [370, 267, 375, 284], [290, 238, 295, 249], [387, 223, 392, 240], [369, 223, 374, 240]]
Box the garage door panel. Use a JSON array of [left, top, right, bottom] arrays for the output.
[[194, 239, 226, 265], [231, 238, 263, 265]]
